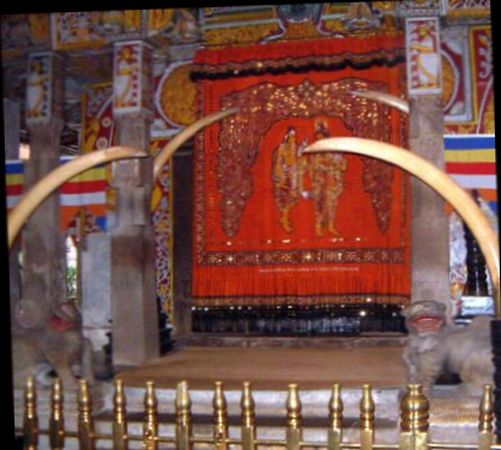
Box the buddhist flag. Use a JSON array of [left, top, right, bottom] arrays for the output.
[[5, 157, 108, 231], [5, 159, 24, 210], [59, 156, 108, 230], [444, 134, 497, 215]]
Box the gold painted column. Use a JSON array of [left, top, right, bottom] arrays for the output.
[[405, 14, 451, 310], [111, 40, 160, 367], [21, 52, 66, 329]]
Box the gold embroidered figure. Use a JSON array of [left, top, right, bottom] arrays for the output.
[[272, 127, 304, 232], [307, 121, 348, 237]]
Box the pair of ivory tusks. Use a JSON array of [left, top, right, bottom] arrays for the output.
[[7, 108, 239, 249], [304, 137, 500, 317], [9, 92, 498, 313]]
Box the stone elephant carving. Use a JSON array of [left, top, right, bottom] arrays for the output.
[[402, 300, 494, 395], [8, 109, 238, 389], [12, 300, 95, 389]]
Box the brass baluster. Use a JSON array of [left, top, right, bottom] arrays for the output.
[[113, 379, 128, 450], [478, 384, 494, 450], [78, 379, 95, 450], [49, 378, 65, 450], [213, 381, 229, 450], [360, 384, 375, 450], [241, 382, 256, 450], [328, 383, 343, 450], [175, 380, 193, 450], [286, 383, 302, 450], [23, 376, 38, 450], [143, 381, 159, 450], [399, 384, 429, 450]]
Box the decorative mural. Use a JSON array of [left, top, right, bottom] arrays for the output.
[[25, 52, 64, 124], [153, 60, 198, 135], [82, 83, 115, 152], [441, 27, 473, 122], [113, 41, 153, 114], [471, 26, 493, 134], [445, 25, 494, 134], [265, 4, 327, 41], [202, 6, 280, 47], [1, 14, 50, 57], [406, 17, 442, 95], [398, 0, 441, 16], [443, 0, 491, 20], [25, 53, 51, 123], [147, 8, 200, 44], [151, 140, 174, 316], [51, 11, 142, 50], [147, 9, 176, 32], [201, 3, 402, 47]]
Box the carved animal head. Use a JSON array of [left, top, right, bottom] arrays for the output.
[[52, 300, 81, 324], [401, 300, 447, 336]]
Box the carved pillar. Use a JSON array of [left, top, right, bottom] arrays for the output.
[[20, 52, 66, 329], [111, 41, 159, 367], [4, 98, 22, 334], [405, 16, 450, 312]]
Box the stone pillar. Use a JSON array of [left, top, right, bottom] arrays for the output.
[[172, 149, 194, 337], [110, 41, 159, 367], [405, 16, 450, 312], [4, 99, 23, 334], [20, 53, 66, 329], [81, 233, 111, 351]]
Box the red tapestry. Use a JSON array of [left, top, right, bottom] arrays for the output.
[[192, 36, 410, 307]]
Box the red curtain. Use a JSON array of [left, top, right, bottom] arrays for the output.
[[192, 35, 410, 307]]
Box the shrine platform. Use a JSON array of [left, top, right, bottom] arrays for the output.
[[13, 342, 488, 449]]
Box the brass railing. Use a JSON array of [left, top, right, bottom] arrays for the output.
[[17, 376, 501, 450]]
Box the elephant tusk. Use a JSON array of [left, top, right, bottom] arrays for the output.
[[351, 90, 410, 115], [153, 108, 239, 180], [8, 146, 147, 249], [304, 137, 500, 317]]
